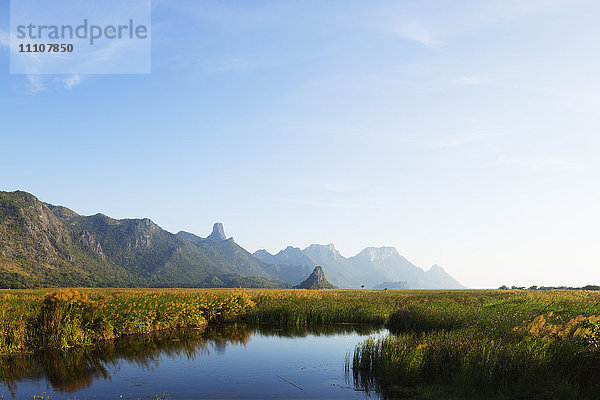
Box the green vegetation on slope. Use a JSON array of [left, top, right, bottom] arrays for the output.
[[0, 191, 290, 289]]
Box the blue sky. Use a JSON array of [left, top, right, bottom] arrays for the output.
[[2, 0, 600, 288]]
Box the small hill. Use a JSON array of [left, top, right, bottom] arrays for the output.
[[373, 281, 409, 289], [294, 266, 337, 289]]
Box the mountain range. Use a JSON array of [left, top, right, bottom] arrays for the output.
[[0, 190, 463, 289], [253, 244, 463, 289]]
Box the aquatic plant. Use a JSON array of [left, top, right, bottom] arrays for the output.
[[350, 290, 600, 399]]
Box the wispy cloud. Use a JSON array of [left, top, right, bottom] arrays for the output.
[[23, 74, 83, 93], [62, 75, 82, 89], [26, 75, 45, 93], [390, 20, 439, 48]]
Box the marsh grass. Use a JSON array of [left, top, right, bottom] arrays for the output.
[[351, 290, 600, 399], [0, 288, 255, 353], [244, 289, 397, 326], [4, 288, 600, 398]]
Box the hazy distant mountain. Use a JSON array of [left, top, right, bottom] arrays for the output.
[[255, 246, 314, 267], [373, 281, 409, 289], [301, 244, 360, 287], [348, 247, 463, 289], [177, 226, 310, 285], [422, 264, 464, 289], [253, 249, 278, 264], [349, 247, 424, 288], [0, 190, 464, 289], [255, 243, 364, 288], [294, 266, 336, 289], [253, 246, 316, 285], [257, 244, 464, 289]]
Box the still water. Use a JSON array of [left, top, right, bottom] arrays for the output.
[[0, 324, 386, 399]]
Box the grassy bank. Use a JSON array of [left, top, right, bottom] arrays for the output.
[[0, 288, 254, 353], [351, 290, 600, 399], [0, 288, 396, 353]]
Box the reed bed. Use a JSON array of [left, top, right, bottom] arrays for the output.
[[351, 290, 600, 399], [3, 288, 600, 398], [244, 289, 398, 326], [0, 288, 254, 352]]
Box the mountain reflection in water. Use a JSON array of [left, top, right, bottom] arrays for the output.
[[0, 324, 381, 398]]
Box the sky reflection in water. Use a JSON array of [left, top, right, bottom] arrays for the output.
[[0, 324, 387, 399]]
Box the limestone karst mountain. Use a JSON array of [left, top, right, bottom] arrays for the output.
[[206, 222, 227, 241], [294, 266, 337, 289], [0, 190, 464, 289], [0, 191, 289, 288]]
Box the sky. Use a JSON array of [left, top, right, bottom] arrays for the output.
[[1, 0, 600, 288]]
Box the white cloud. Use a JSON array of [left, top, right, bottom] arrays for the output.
[[390, 20, 438, 48], [63, 75, 82, 89], [26, 75, 45, 93], [23, 74, 82, 93]]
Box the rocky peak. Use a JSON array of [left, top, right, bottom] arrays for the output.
[[305, 243, 340, 257], [78, 230, 105, 259], [294, 266, 337, 289], [312, 265, 326, 279], [254, 249, 273, 258], [277, 246, 304, 257], [208, 222, 227, 241], [47, 204, 80, 221], [124, 218, 161, 250], [0, 191, 71, 261], [133, 218, 160, 234], [141, 218, 158, 229], [357, 246, 400, 262], [426, 264, 447, 275]]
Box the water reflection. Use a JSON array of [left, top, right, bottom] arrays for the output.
[[0, 324, 380, 398]]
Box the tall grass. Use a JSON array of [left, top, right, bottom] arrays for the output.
[[351, 290, 600, 399], [4, 287, 600, 398], [244, 289, 398, 326], [0, 288, 254, 353]]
